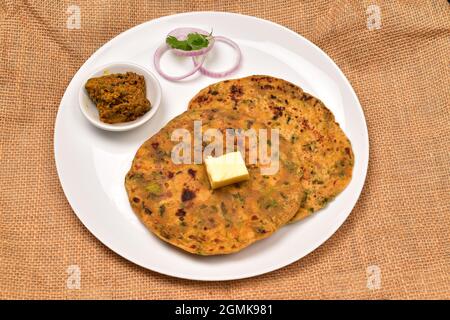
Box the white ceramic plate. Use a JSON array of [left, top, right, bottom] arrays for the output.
[[54, 12, 369, 281]]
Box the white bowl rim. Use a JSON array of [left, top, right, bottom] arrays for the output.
[[78, 61, 162, 132]]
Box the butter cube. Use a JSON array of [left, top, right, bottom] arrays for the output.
[[204, 152, 249, 189]]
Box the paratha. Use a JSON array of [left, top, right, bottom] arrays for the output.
[[125, 108, 302, 255], [188, 76, 354, 222]]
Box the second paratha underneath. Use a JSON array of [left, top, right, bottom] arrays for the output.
[[188, 76, 354, 222]]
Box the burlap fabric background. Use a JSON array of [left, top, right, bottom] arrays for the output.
[[0, 0, 448, 299]]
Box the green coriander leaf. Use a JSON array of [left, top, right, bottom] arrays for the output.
[[186, 33, 209, 50], [166, 35, 192, 51], [165, 32, 211, 51]]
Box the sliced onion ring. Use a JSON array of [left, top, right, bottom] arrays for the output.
[[192, 36, 242, 78], [154, 43, 207, 81], [167, 28, 215, 57]]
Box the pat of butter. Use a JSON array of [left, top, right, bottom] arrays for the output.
[[204, 152, 249, 189]]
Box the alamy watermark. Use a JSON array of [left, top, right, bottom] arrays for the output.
[[66, 265, 81, 290], [366, 4, 382, 30], [366, 265, 381, 290], [66, 5, 81, 30], [170, 121, 280, 175]]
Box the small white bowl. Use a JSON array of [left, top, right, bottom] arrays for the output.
[[79, 62, 162, 131]]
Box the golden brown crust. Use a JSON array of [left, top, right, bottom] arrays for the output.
[[188, 76, 354, 222], [125, 108, 302, 255]]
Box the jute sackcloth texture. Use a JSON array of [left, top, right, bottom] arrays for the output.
[[0, 0, 449, 299]]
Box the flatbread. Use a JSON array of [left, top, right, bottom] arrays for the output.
[[188, 76, 354, 222], [125, 108, 302, 255]]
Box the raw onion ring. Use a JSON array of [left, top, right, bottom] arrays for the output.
[[192, 36, 242, 78], [154, 43, 207, 81], [153, 28, 241, 81]]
